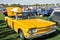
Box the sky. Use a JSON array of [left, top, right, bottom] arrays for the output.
[[0, 0, 60, 5]]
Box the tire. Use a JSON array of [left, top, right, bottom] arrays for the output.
[[19, 30, 25, 40]]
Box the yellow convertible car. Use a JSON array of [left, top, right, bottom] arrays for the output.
[[5, 7, 56, 40]]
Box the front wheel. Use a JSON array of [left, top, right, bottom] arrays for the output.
[[19, 30, 25, 40]]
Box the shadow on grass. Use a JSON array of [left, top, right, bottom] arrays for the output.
[[0, 26, 16, 39], [33, 30, 60, 40], [0, 27, 10, 32], [0, 30, 16, 39], [4, 38, 19, 40], [0, 20, 6, 26]]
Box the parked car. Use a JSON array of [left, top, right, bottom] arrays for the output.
[[5, 7, 56, 40], [50, 9, 60, 27]]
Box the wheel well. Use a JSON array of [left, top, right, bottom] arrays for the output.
[[18, 28, 22, 33]]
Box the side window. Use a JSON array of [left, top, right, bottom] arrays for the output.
[[54, 12, 60, 17]]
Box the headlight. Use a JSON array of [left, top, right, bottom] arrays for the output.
[[28, 28, 36, 34], [51, 25, 57, 28]]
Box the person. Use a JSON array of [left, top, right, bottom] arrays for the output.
[[33, 8, 38, 15], [37, 8, 41, 16]]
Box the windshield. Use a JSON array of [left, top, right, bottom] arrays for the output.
[[54, 12, 60, 17], [17, 12, 38, 19]]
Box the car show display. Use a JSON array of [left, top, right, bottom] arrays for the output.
[[4, 7, 56, 40]]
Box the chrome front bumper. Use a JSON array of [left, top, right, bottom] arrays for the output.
[[26, 30, 56, 39]]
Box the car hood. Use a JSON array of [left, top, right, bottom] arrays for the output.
[[18, 19, 55, 29]]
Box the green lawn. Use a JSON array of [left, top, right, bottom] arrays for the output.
[[0, 13, 60, 40]]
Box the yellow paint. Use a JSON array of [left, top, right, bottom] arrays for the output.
[[6, 7, 22, 16], [5, 16, 56, 38]]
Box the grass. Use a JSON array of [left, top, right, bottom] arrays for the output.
[[0, 13, 20, 40], [0, 13, 60, 40]]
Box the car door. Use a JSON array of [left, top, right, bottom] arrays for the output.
[[7, 17, 13, 29]]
